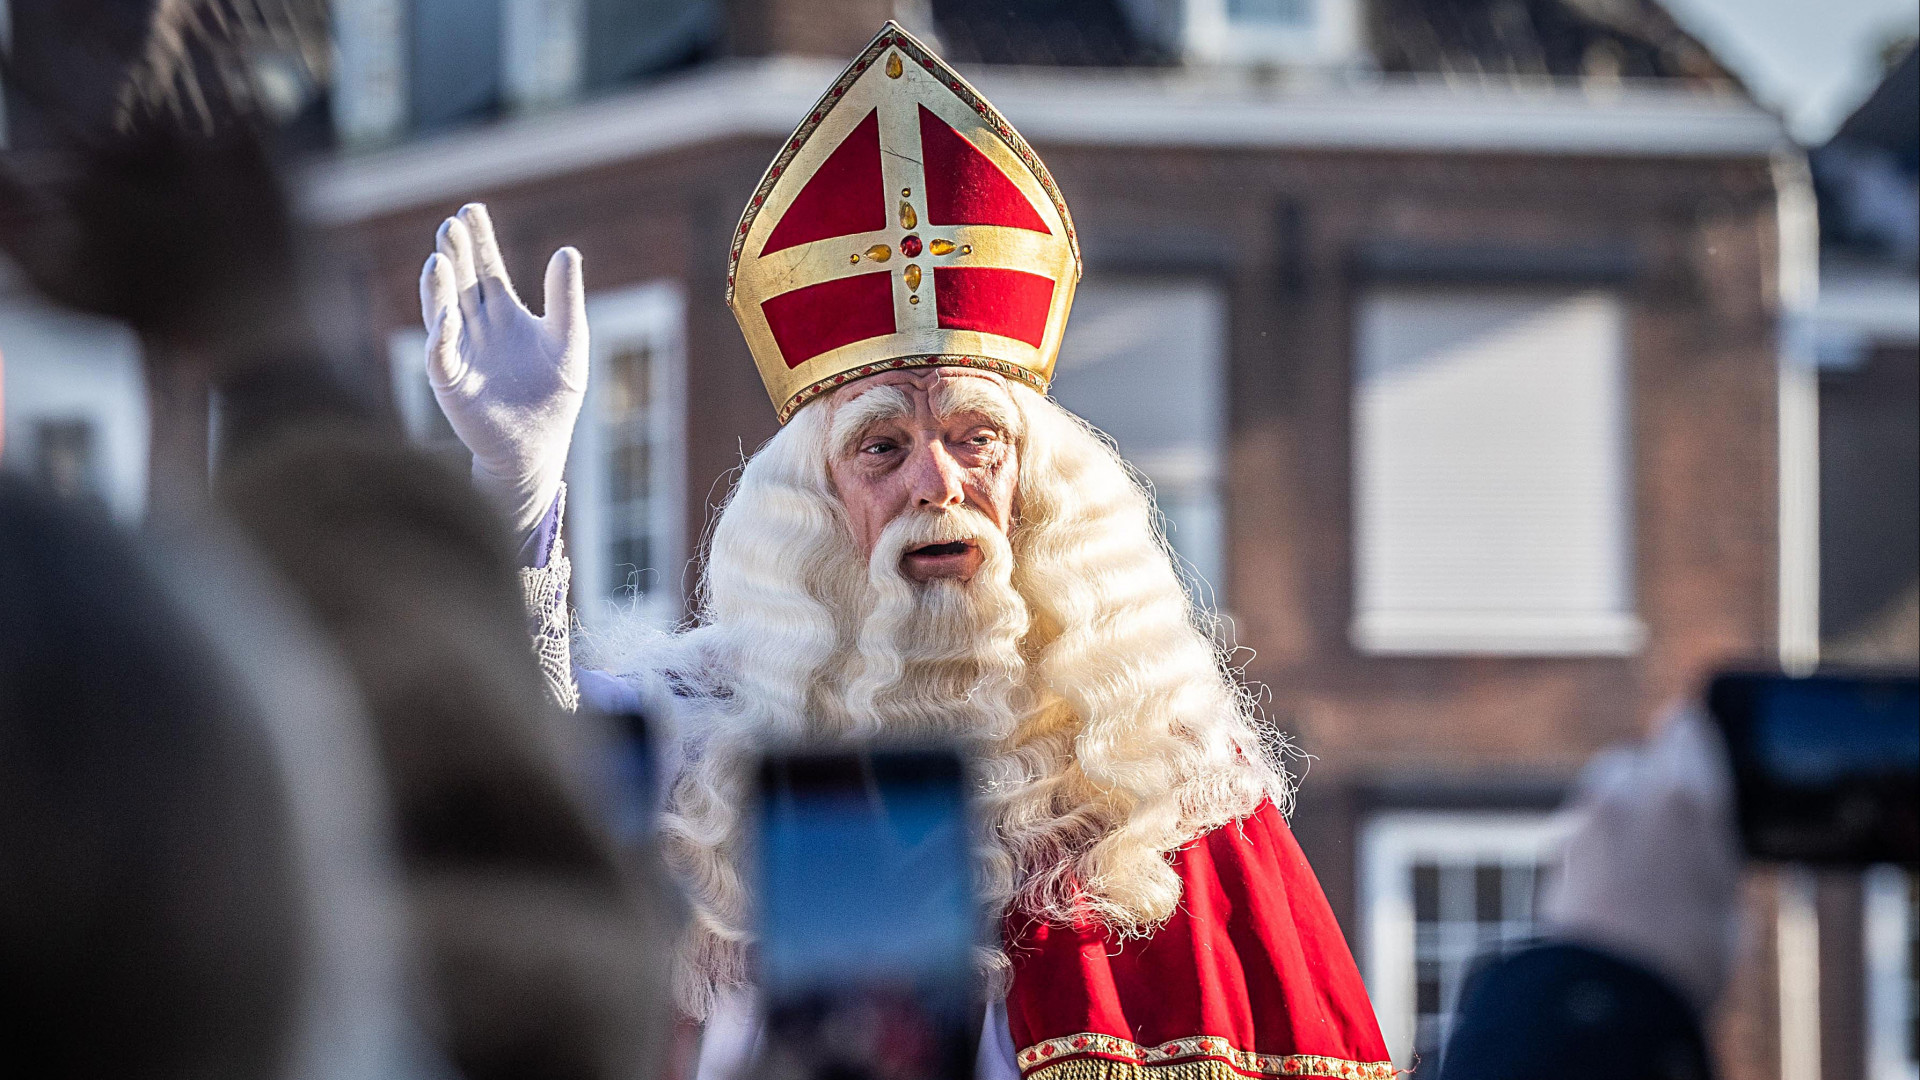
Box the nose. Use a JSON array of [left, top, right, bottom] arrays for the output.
[[907, 439, 967, 509]]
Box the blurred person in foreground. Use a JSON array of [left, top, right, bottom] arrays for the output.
[[1439, 708, 1741, 1080], [0, 2, 678, 1077], [0, 452, 405, 1080], [418, 22, 1389, 1080]]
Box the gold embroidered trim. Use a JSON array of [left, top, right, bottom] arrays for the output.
[[776, 352, 1049, 422], [1017, 1033, 1396, 1080]]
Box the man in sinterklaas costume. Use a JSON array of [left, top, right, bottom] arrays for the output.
[[417, 22, 1391, 1080]]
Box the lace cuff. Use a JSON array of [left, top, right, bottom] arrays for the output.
[[520, 483, 577, 712]]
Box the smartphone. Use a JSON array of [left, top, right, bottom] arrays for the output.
[[752, 747, 981, 1080], [1708, 670, 1920, 865]]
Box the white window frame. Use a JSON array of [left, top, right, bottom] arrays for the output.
[[1867, 863, 1919, 1080], [1359, 810, 1575, 1069], [1351, 286, 1644, 657], [567, 281, 686, 630]]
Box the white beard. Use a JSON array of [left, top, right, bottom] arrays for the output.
[[824, 503, 1031, 747]]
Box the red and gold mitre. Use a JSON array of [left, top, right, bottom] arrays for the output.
[[726, 22, 1082, 422]]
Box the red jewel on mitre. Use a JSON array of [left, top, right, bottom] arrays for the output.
[[725, 21, 1082, 423]]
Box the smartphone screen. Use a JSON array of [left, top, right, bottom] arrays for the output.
[[753, 748, 980, 1080], [1709, 671, 1920, 864]]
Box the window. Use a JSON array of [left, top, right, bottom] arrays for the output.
[[1352, 287, 1642, 655], [1178, 0, 1363, 67], [388, 329, 460, 447], [330, 0, 408, 146], [330, 0, 723, 144], [385, 282, 684, 627], [503, 0, 584, 113], [583, 0, 719, 92], [410, 0, 503, 131], [1226, 0, 1312, 24], [0, 297, 148, 520], [33, 418, 99, 502], [567, 283, 686, 629], [1867, 865, 1920, 1080], [1360, 811, 1574, 1070], [1050, 278, 1227, 607]]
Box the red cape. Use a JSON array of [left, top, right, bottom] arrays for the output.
[[1004, 801, 1393, 1078]]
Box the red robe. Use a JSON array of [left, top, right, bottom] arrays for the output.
[[1003, 801, 1393, 1079]]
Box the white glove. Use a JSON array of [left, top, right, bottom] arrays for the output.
[[419, 202, 588, 538], [1542, 705, 1744, 1011]]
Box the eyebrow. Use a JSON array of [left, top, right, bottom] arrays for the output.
[[828, 377, 1023, 459], [829, 384, 915, 459], [931, 377, 1022, 439]]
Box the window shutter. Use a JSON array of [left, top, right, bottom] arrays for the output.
[[1353, 288, 1641, 654]]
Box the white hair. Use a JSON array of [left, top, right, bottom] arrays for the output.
[[591, 381, 1290, 1017]]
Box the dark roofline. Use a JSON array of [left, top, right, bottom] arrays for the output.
[[1833, 45, 1918, 168]]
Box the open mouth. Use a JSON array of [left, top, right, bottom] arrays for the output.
[[908, 540, 973, 558]]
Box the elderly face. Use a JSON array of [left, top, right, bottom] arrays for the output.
[[824, 368, 1021, 583]]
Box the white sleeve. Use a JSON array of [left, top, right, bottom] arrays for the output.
[[693, 989, 763, 1080], [976, 999, 1021, 1080]]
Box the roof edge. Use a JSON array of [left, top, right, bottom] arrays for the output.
[[296, 58, 1789, 226]]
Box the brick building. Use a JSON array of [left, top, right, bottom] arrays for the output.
[[1806, 45, 1920, 1080], [3, 0, 1905, 1076], [295, 0, 1859, 1074]]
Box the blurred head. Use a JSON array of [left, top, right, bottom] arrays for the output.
[[641, 366, 1292, 1014]]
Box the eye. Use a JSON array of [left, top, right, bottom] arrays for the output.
[[861, 439, 898, 456]]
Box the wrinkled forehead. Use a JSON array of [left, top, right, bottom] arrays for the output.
[[824, 368, 1021, 452]]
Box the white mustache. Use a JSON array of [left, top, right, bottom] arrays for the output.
[[874, 506, 999, 563]]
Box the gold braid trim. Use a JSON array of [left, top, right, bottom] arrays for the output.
[[777, 353, 1049, 422], [1017, 1033, 1396, 1080]]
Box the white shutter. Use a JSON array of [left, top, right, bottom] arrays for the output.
[[1353, 287, 1641, 655]]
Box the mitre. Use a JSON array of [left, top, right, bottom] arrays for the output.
[[726, 22, 1083, 422]]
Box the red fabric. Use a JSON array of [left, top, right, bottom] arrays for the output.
[[762, 109, 886, 257], [762, 271, 896, 368], [933, 266, 1055, 348], [918, 106, 1051, 234], [1004, 801, 1390, 1077]]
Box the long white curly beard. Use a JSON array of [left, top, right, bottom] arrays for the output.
[[823, 503, 1030, 747]]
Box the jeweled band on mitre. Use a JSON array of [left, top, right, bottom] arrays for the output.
[[726, 21, 1082, 423]]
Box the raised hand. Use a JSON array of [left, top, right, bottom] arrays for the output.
[[420, 203, 588, 538]]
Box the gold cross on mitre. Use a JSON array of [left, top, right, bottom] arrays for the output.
[[726, 22, 1082, 422]]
